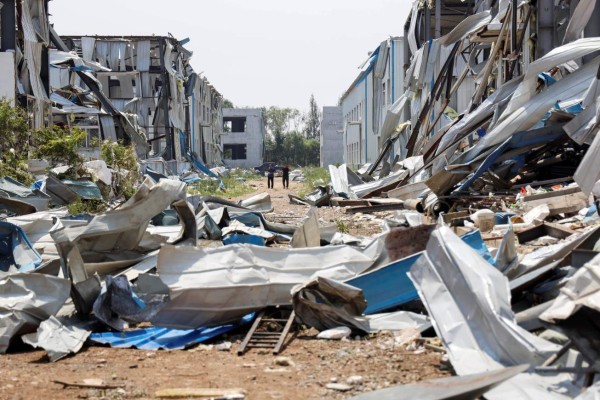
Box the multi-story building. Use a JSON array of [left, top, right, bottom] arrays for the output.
[[339, 37, 405, 167], [319, 106, 344, 167], [220, 108, 265, 168]]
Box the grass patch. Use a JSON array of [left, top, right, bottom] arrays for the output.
[[298, 166, 330, 197], [187, 171, 258, 198]]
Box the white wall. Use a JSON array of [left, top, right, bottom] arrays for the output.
[[320, 106, 344, 167], [221, 108, 264, 168]]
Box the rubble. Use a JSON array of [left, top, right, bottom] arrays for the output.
[[2, 1, 600, 399]]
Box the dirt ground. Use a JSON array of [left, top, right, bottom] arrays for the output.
[[0, 174, 446, 400], [0, 328, 447, 400], [231, 175, 394, 238]]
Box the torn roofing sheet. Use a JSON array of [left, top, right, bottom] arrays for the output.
[[574, 116, 600, 195], [349, 364, 528, 400], [345, 228, 500, 315], [221, 220, 276, 242], [0, 221, 43, 272], [6, 208, 69, 260], [152, 238, 385, 329], [50, 177, 196, 281], [504, 38, 600, 120], [0, 273, 70, 354], [0, 177, 51, 212], [408, 226, 578, 400], [563, 0, 598, 45], [437, 10, 492, 47], [540, 253, 600, 323], [21, 316, 90, 362], [292, 276, 370, 333], [290, 208, 320, 248], [462, 55, 600, 162], [90, 313, 254, 350], [433, 76, 523, 169]]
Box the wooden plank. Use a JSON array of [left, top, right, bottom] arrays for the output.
[[237, 310, 264, 355], [273, 311, 295, 355]]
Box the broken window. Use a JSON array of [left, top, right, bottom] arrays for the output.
[[223, 117, 246, 133], [223, 144, 247, 160]]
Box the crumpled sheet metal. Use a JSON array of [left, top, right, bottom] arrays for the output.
[[292, 276, 370, 333], [438, 10, 491, 46], [292, 276, 430, 334], [0, 273, 70, 354], [21, 316, 90, 362], [0, 177, 51, 212], [290, 207, 320, 248], [221, 220, 276, 242], [575, 122, 600, 195], [7, 208, 69, 261], [152, 237, 384, 329], [503, 38, 600, 120], [329, 164, 364, 198], [463, 56, 600, 162], [93, 275, 167, 331], [50, 177, 196, 281], [238, 193, 273, 213], [540, 253, 600, 323], [408, 226, 577, 400], [0, 221, 43, 273], [349, 364, 528, 400], [90, 313, 254, 350]]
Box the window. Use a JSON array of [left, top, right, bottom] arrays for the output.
[[223, 117, 246, 133], [223, 144, 247, 160]]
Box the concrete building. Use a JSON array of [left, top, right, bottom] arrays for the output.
[[220, 108, 265, 168], [339, 36, 405, 167], [319, 106, 344, 167]]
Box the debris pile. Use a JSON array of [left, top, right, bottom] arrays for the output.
[[2, 0, 600, 398]]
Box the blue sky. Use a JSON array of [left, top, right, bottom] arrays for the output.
[[50, 0, 411, 111]]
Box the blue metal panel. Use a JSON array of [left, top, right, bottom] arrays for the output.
[[346, 252, 422, 314], [223, 234, 265, 246], [89, 313, 255, 350], [346, 230, 495, 314]]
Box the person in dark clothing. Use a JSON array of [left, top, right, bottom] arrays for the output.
[[267, 165, 275, 189], [282, 164, 290, 189]]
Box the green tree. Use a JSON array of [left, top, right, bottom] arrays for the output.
[[304, 94, 321, 140], [262, 106, 301, 161], [222, 98, 234, 109], [283, 131, 305, 164], [0, 101, 33, 184]]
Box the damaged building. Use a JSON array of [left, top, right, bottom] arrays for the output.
[[57, 35, 224, 167], [221, 108, 265, 168], [5, 0, 600, 399], [340, 36, 405, 167], [0, 0, 51, 129]]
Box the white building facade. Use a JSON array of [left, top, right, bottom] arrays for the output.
[[340, 36, 405, 167], [320, 106, 344, 167], [220, 108, 265, 168]]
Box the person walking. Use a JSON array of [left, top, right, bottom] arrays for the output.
[[267, 165, 275, 189], [282, 164, 290, 189]]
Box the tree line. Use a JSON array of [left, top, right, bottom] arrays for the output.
[[262, 94, 321, 166]]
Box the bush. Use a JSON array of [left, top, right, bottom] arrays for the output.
[[33, 126, 86, 178], [100, 140, 140, 200], [0, 101, 34, 185]]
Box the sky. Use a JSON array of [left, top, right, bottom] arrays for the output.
[[50, 0, 411, 112]]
